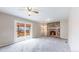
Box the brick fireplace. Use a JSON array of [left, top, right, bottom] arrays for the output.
[[47, 22, 60, 38]]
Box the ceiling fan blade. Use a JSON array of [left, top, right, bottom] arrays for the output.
[[32, 11, 39, 14]]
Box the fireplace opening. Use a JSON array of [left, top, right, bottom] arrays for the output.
[[50, 31, 56, 36]]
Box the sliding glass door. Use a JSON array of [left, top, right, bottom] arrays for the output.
[[16, 23, 32, 38]]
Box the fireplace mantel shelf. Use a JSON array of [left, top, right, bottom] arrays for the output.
[[47, 27, 60, 30]]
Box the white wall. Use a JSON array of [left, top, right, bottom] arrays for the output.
[[40, 23, 47, 37], [0, 13, 14, 47], [0, 12, 41, 47], [60, 19, 68, 39], [32, 22, 41, 38], [69, 8, 79, 51]]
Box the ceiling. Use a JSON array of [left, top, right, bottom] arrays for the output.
[[0, 7, 71, 23]]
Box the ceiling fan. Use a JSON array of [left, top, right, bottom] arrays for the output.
[[27, 7, 39, 16]]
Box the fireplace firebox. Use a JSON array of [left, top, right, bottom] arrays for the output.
[[50, 31, 56, 36]]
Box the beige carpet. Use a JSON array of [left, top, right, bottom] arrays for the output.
[[0, 37, 70, 52]]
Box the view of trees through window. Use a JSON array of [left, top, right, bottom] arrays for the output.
[[16, 23, 31, 37]]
